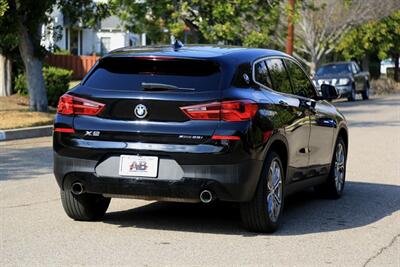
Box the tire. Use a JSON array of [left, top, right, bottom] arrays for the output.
[[60, 189, 111, 221], [240, 151, 284, 233], [347, 84, 356, 102], [361, 81, 370, 100], [314, 137, 347, 199]]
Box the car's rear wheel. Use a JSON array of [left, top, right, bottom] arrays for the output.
[[60, 189, 110, 221], [240, 151, 284, 233], [315, 137, 347, 198], [347, 84, 356, 102], [361, 81, 370, 100]]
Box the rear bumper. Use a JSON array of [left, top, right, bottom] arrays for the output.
[[54, 151, 264, 203]]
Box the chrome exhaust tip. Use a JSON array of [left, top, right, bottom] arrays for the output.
[[71, 182, 85, 195], [199, 190, 213, 204]]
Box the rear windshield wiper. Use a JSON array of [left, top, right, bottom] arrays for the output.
[[141, 82, 195, 91]]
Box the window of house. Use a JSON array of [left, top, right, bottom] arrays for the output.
[[284, 59, 316, 99], [69, 28, 79, 55], [101, 37, 111, 55], [265, 58, 292, 94]]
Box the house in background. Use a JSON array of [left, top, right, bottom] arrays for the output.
[[42, 7, 147, 56]]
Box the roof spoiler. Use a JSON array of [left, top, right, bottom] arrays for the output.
[[173, 39, 184, 51]]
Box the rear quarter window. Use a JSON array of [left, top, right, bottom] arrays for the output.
[[254, 60, 273, 89], [83, 57, 221, 91]]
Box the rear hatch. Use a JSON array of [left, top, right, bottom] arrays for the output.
[[70, 56, 222, 144]]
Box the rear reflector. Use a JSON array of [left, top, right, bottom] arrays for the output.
[[211, 135, 240, 140], [180, 100, 258, 122], [57, 94, 105, 116], [54, 127, 75, 133]]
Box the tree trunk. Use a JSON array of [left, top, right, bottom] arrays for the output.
[[310, 52, 317, 75], [0, 53, 12, 96], [361, 55, 369, 72], [394, 53, 400, 82], [17, 22, 48, 111]]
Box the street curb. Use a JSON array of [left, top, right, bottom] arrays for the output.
[[0, 125, 53, 141]]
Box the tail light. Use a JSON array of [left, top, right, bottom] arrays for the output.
[[57, 94, 105, 116], [180, 100, 258, 122]]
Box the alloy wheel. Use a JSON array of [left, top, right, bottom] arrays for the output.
[[334, 143, 346, 192], [266, 160, 283, 222]]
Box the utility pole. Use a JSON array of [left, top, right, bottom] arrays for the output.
[[286, 0, 295, 55]]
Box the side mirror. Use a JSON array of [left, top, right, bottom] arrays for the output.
[[320, 84, 339, 100]]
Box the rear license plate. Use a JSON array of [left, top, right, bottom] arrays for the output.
[[119, 155, 158, 178]]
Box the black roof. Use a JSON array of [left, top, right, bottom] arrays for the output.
[[106, 45, 289, 64]]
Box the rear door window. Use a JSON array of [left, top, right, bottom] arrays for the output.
[[83, 57, 221, 91], [265, 59, 292, 94], [284, 59, 316, 99]]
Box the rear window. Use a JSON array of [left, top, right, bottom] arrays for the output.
[[83, 57, 221, 91]]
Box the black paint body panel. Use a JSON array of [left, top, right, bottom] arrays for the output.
[[53, 46, 348, 202]]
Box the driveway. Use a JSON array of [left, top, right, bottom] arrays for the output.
[[1, 95, 399, 266]]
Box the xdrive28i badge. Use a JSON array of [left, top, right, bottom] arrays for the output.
[[134, 104, 148, 119]]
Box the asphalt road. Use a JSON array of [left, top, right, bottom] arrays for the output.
[[1, 95, 399, 267]]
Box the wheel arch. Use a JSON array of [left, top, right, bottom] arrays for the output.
[[337, 127, 348, 152], [263, 133, 289, 179]]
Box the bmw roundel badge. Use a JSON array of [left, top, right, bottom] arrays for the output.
[[134, 104, 148, 119]]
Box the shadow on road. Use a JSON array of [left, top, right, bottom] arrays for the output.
[[334, 95, 400, 109], [346, 120, 400, 128], [103, 181, 400, 236], [0, 145, 52, 181], [333, 96, 400, 128]]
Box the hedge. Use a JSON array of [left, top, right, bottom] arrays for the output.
[[15, 66, 73, 107]]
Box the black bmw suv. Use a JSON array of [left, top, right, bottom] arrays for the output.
[[54, 45, 348, 232]]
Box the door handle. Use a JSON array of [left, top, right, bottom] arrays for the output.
[[299, 100, 316, 113], [279, 100, 289, 107], [306, 101, 316, 112]]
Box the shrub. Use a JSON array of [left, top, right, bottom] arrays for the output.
[[371, 78, 400, 95], [14, 73, 28, 96], [53, 46, 71, 55], [14, 66, 73, 107], [44, 67, 73, 106], [386, 67, 400, 81]]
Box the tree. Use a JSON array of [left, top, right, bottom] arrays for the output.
[[0, 0, 7, 16], [112, 0, 178, 45], [337, 10, 400, 81], [0, 0, 14, 97], [291, 0, 400, 74], [179, 0, 281, 47], [113, 0, 281, 48], [58, 0, 111, 29], [1, 0, 111, 108], [4, 0, 55, 111]]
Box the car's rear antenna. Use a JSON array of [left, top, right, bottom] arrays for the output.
[[173, 39, 184, 51]]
